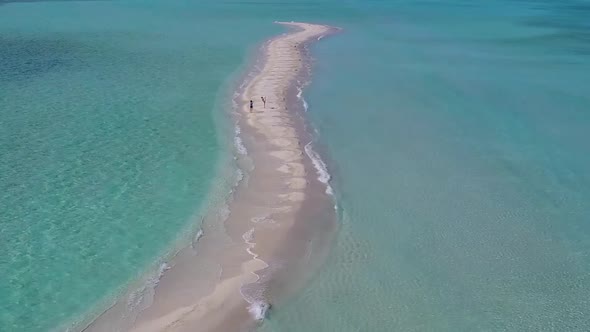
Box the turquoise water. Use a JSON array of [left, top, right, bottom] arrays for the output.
[[0, 1, 278, 330], [2, 0, 590, 331], [261, 1, 590, 331]]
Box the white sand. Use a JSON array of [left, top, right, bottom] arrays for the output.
[[85, 22, 333, 332]]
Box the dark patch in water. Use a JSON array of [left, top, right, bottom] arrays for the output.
[[0, 36, 91, 82], [0, 0, 108, 3], [0, 0, 110, 8], [519, 0, 590, 54]]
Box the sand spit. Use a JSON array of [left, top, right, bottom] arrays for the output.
[[84, 22, 337, 332]]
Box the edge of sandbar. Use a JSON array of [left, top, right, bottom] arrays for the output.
[[85, 21, 339, 332]]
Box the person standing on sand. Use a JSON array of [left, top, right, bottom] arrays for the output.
[[261, 96, 266, 108], [250, 100, 253, 111]]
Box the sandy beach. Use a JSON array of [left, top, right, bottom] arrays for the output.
[[85, 22, 337, 332]]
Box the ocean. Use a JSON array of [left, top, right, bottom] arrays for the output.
[[1, 0, 589, 331], [0, 1, 275, 330], [260, 1, 590, 331]]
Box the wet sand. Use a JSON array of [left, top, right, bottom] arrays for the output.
[[84, 22, 337, 332]]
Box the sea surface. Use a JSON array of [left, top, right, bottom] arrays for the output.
[[0, 1, 277, 330], [1, 0, 589, 331], [261, 1, 590, 331]]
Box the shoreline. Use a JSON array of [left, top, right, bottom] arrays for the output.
[[85, 22, 338, 332]]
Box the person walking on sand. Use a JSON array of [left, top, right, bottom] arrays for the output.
[[250, 100, 253, 111], [261, 96, 266, 108]]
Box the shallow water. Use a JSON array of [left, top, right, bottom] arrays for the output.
[[0, 1, 277, 330], [260, 1, 590, 331], [2, 0, 590, 331]]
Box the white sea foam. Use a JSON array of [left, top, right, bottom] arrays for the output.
[[234, 125, 248, 155], [191, 228, 204, 250], [126, 263, 170, 313], [304, 142, 334, 195], [235, 136, 247, 155], [242, 228, 255, 243], [195, 228, 203, 241], [251, 214, 273, 224], [296, 85, 309, 112], [241, 228, 260, 264], [219, 205, 230, 221], [238, 228, 272, 322], [241, 280, 270, 322], [154, 263, 170, 286], [247, 301, 270, 321], [236, 168, 244, 182], [251, 216, 266, 223]]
